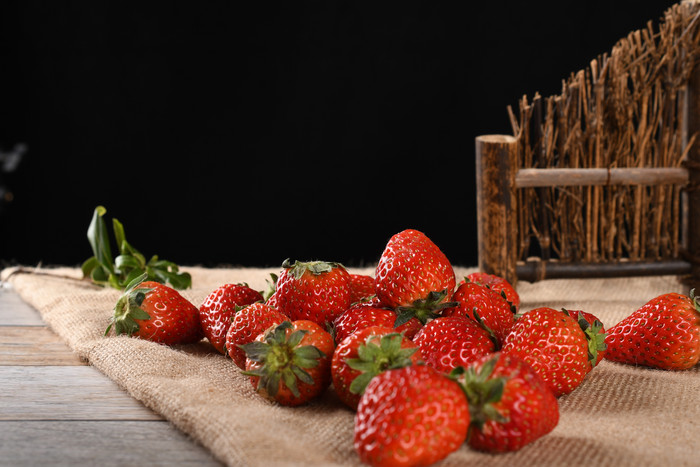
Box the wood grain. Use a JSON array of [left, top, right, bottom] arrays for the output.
[[0, 326, 85, 366], [0, 421, 222, 466], [0, 286, 45, 326], [0, 366, 163, 421], [0, 285, 222, 465]]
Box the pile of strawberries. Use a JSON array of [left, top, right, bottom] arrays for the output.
[[107, 228, 700, 467]]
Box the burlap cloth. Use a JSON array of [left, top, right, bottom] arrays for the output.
[[2, 265, 699, 466]]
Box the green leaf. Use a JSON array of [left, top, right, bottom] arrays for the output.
[[86, 206, 114, 274], [82, 206, 192, 291], [89, 265, 110, 284], [165, 271, 192, 290], [81, 256, 100, 278], [112, 217, 127, 255], [115, 254, 141, 270]]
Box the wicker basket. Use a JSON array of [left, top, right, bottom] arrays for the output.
[[476, 1, 700, 288]]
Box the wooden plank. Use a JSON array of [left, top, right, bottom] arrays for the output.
[[0, 366, 162, 421], [515, 167, 689, 188], [0, 286, 45, 326], [0, 420, 222, 466], [516, 259, 692, 282], [0, 326, 85, 366]]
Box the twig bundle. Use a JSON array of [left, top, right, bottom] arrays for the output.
[[510, 2, 700, 266]]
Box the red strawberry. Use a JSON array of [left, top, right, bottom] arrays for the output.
[[501, 307, 590, 397], [331, 325, 423, 409], [225, 302, 288, 369], [566, 309, 607, 368], [604, 291, 700, 370], [332, 301, 422, 344], [452, 352, 559, 453], [349, 273, 376, 302], [241, 320, 335, 406], [467, 272, 520, 312], [413, 315, 495, 374], [107, 274, 203, 346], [275, 260, 354, 327], [354, 364, 470, 467], [374, 229, 457, 325], [444, 279, 516, 348], [199, 283, 263, 354]]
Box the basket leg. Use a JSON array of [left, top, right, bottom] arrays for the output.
[[475, 135, 519, 286]]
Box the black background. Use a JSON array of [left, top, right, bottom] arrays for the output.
[[0, 1, 679, 269]]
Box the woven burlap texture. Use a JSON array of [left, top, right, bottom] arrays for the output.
[[2, 265, 699, 467]]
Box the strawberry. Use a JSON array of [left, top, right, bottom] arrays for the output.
[[466, 272, 520, 312], [275, 259, 354, 327], [354, 364, 470, 467], [452, 352, 559, 453], [604, 291, 700, 370], [566, 308, 607, 368], [349, 273, 376, 302], [374, 229, 457, 325], [107, 274, 203, 345], [331, 325, 423, 409], [444, 279, 516, 348], [225, 302, 288, 369], [413, 315, 495, 374], [241, 320, 335, 406], [199, 283, 263, 354], [332, 301, 422, 344], [501, 307, 590, 397]]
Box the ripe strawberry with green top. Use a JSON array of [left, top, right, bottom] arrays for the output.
[[374, 229, 457, 325], [413, 315, 495, 374], [241, 320, 335, 406], [331, 325, 423, 409], [107, 273, 203, 346], [567, 308, 607, 368], [501, 307, 590, 397], [275, 259, 354, 327], [604, 291, 700, 370], [466, 272, 520, 312], [452, 352, 559, 453], [444, 279, 516, 348], [332, 301, 422, 344], [225, 302, 288, 369], [199, 283, 263, 354], [354, 364, 470, 467]]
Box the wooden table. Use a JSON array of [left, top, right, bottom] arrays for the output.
[[0, 281, 223, 466]]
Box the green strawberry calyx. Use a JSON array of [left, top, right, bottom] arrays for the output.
[[451, 356, 508, 430], [281, 259, 346, 279], [691, 289, 700, 313], [395, 289, 458, 326], [261, 273, 278, 301], [106, 272, 154, 337], [240, 321, 326, 398], [579, 318, 606, 368], [563, 309, 607, 368], [345, 333, 419, 396]]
